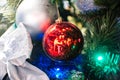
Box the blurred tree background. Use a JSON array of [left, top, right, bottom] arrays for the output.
[[0, 0, 81, 36], [0, 0, 22, 36]]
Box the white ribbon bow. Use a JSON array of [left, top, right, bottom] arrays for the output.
[[0, 23, 49, 80]]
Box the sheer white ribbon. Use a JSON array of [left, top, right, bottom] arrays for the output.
[[0, 23, 49, 80]]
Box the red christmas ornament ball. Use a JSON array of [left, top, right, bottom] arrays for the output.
[[43, 22, 84, 61]]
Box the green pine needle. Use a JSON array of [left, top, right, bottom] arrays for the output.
[[88, 52, 120, 79], [84, 12, 120, 54]]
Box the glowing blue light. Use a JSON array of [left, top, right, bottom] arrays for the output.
[[55, 68, 62, 78], [56, 68, 60, 71], [56, 73, 63, 78], [56, 74, 59, 78], [31, 51, 84, 80]]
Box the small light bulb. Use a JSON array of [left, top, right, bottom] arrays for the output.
[[56, 68, 60, 71], [98, 56, 103, 61]]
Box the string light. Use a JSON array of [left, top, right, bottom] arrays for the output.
[[97, 56, 103, 61]]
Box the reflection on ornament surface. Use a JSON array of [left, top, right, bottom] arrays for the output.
[[43, 22, 84, 61]]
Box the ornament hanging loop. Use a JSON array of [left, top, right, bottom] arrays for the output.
[[55, 17, 62, 23], [55, 0, 62, 23]]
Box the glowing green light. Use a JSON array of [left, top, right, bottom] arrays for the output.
[[71, 45, 76, 50], [97, 56, 103, 61]]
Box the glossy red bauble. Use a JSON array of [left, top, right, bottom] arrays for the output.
[[43, 22, 84, 61]]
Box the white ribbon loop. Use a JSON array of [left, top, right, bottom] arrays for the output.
[[0, 23, 49, 80]]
